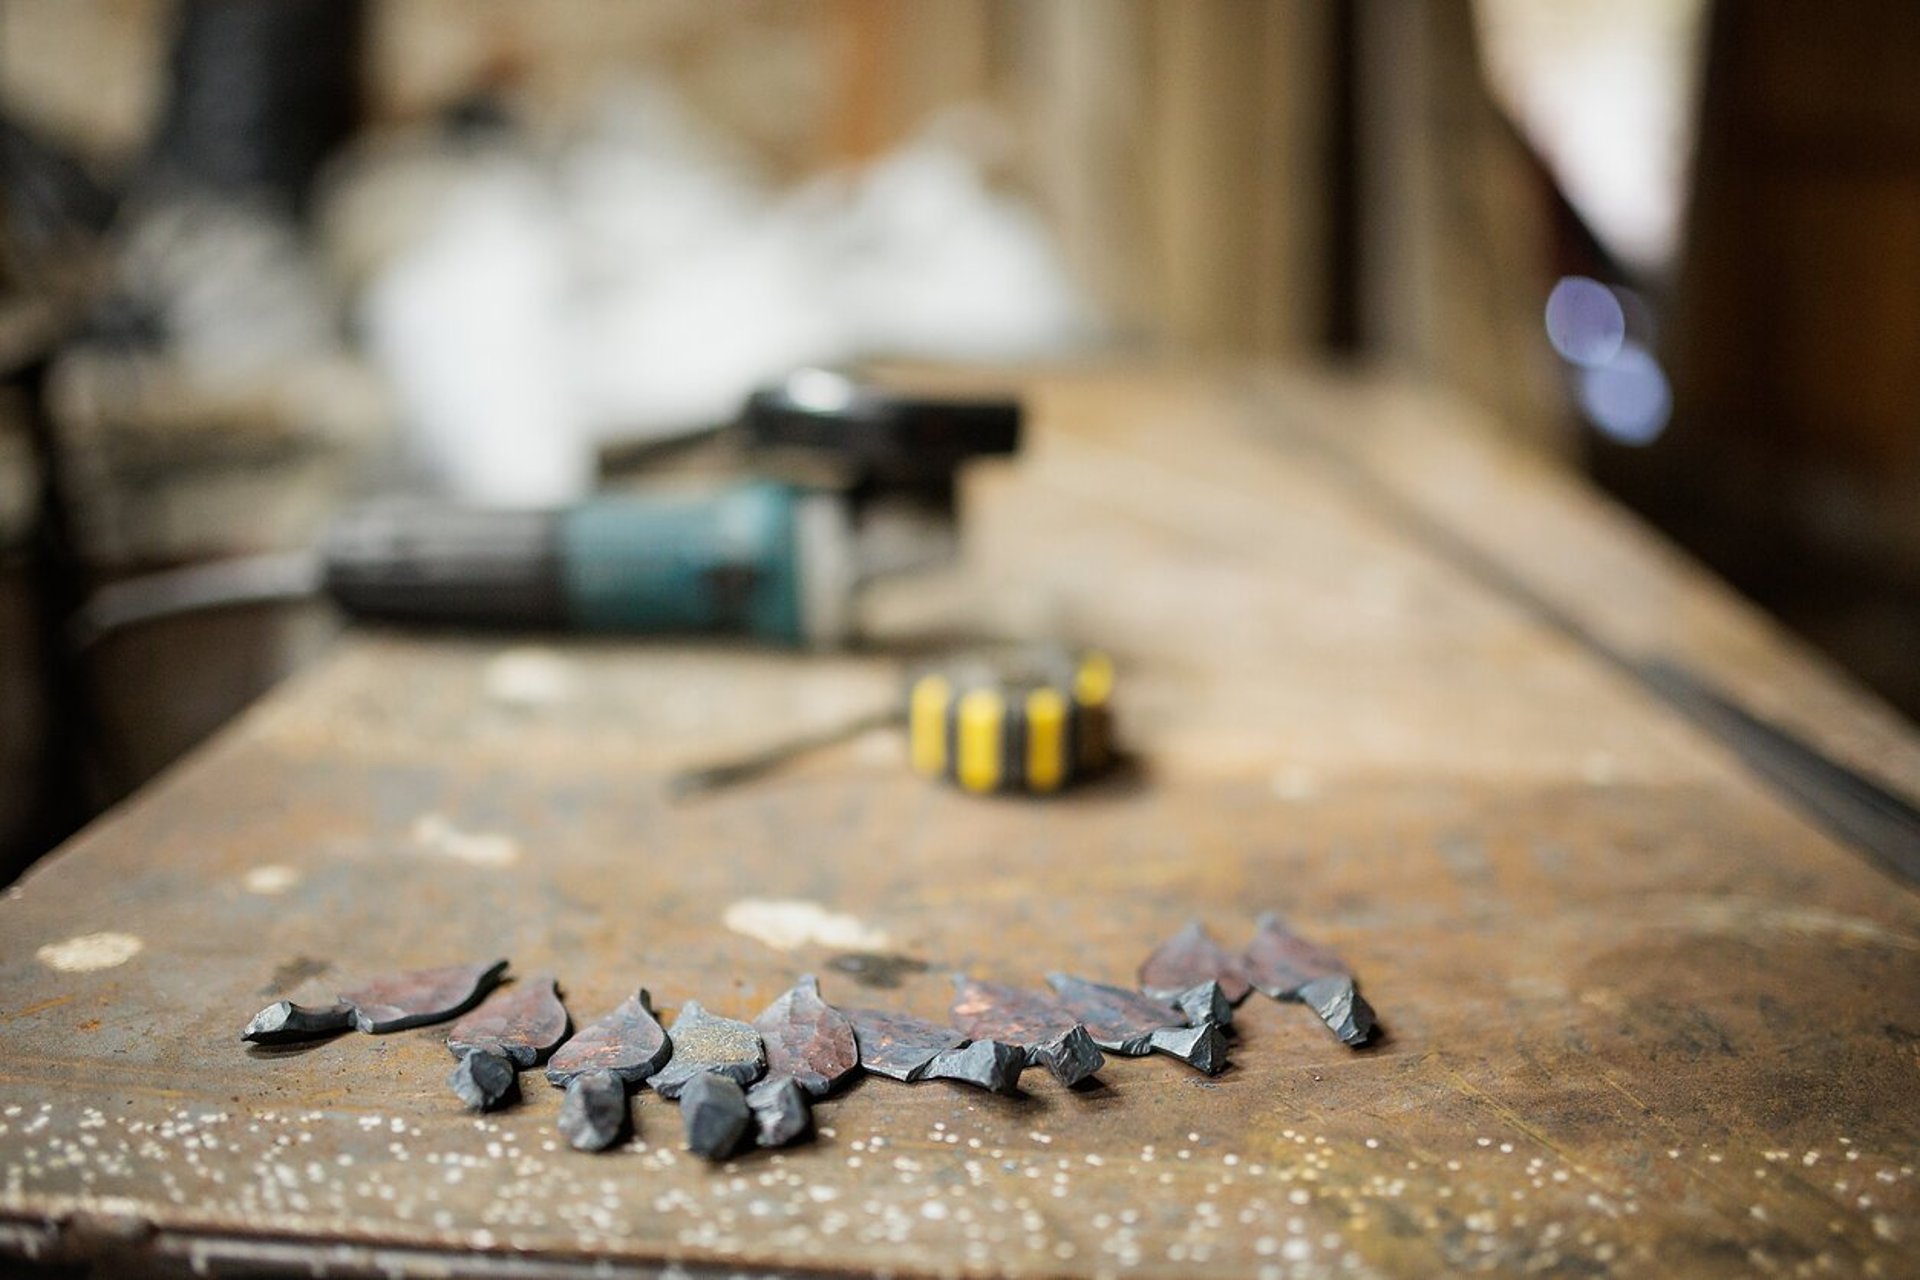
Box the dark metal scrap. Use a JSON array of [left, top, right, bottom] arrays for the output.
[[1044, 973, 1184, 1055], [1299, 974, 1377, 1047], [1170, 979, 1234, 1031], [649, 1001, 766, 1100], [240, 1000, 354, 1045], [339, 959, 508, 1034], [1139, 921, 1252, 1003], [1147, 1022, 1230, 1075], [1238, 913, 1349, 999], [949, 976, 1105, 1086], [544, 989, 671, 1087], [556, 1070, 628, 1152], [746, 1074, 812, 1148], [751, 975, 858, 1098], [845, 1007, 964, 1082], [447, 975, 569, 1068], [448, 1048, 518, 1111], [679, 1073, 751, 1161], [925, 1039, 1027, 1094]]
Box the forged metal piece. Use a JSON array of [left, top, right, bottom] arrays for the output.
[[241, 999, 354, 1045], [747, 1074, 813, 1148], [752, 975, 858, 1098], [679, 1072, 751, 1160], [545, 989, 671, 1087], [925, 1039, 1027, 1094], [1299, 975, 1377, 1047], [448, 1047, 518, 1110], [1044, 973, 1184, 1055], [1032, 1025, 1106, 1087], [340, 959, 508, 1034], [1239, 913, 1348, 1000], [1139, 921, 1252, 1004], [650, 1001, 765, 1100], [447, 975, 569, 1068], [949, 976, 1104, 1086], [846, 1007, 965, 1082], [1171, 979, 1234, 1031], [557, 1070, 628, 1152], [1147, 1022, 1231, 1076]]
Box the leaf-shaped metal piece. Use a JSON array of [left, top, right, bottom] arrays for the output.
[[845, 1007, 965, 1082], [1139, 921, 1252, 1004], [447, 975, 569, 1068], [340, 959, 508, 1034], [649, 1001, 765, 1100], [1239, 913, 1349, 999], [949, 976, 1104, 1086], [544, 989, 671, 1087], [241, 1000, 354, 1045], [752, 975, 858, 1098], [1044, 973, 1184, 1055]]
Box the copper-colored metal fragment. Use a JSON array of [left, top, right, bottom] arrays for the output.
[[557, 1070, 627, 1152], [1147, 1022, 1231, 1075], [649, 1001, 765, 1100], [1171, 979, 1234, 1031], [339, 959, 508, 1034], [679, 1072, 751, 1160], [1239, 913, 1348, 999], [747, 1074, 812, 1147], [241, 1000, 354, 1045], [448, 1048, 518, 1110], [1299, 975, 1376, 1047], [544, 989, 671, 1087], [845, 1007, 965, 1082], [1139, 921, 1252, 1003], [447, 975, 569, 1068], [1044, 973, 1184, 1055], [949, 976, 1104, 1085], [751, 975, 858, 1098], [925, 1039, 1027, 1094]]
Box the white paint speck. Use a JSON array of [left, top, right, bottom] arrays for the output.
[[36, 931, 143, 972], [411, 814, 520, 868], [243, 865, 299, 895], [721, 899, 888, 952], [483, 647, 573, 707]]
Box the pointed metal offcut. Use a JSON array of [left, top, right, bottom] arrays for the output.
[[241, 1000, 355, 1045], [1299, 974, 1376, 1047], [1147, 1022, 1231, 1075], [747, 1074, 813, 1147], [448, 1047, 518, 1110], [679, 1072, 752, 1160], [925, 1039, 1027, 1094], [557, 1070, 628, 1152]]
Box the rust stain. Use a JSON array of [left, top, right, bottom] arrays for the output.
[[3, 995, 75, 1022]]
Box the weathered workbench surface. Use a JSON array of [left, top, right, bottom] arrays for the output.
[[3, 368, 1917, 1278]]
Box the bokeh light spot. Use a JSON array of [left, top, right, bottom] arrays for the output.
[[1577, 341, 1670, 445], [1545, 276, 1626, 367]]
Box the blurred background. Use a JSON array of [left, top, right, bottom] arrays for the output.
[[1, 0, 1916, 884]]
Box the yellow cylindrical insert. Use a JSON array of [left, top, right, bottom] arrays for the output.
[[955, 688, 1006, 793], [1025, 687, 1068, 792], [909, 675, 951, 777]]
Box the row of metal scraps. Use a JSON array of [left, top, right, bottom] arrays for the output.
[[241, 913, 1376, 1161]]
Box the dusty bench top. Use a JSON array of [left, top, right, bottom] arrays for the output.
[[2, 366, 1916, 1277]]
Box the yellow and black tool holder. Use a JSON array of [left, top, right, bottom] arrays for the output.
[[907, 649, 1114, 794]]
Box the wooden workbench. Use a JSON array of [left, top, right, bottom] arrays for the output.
[[2, 367, 1917, 1277]]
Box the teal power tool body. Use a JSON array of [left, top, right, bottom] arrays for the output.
[[320, 371, 1021, 646]]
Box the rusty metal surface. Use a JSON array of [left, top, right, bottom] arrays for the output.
[[2, 367, 1919, 1277]]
